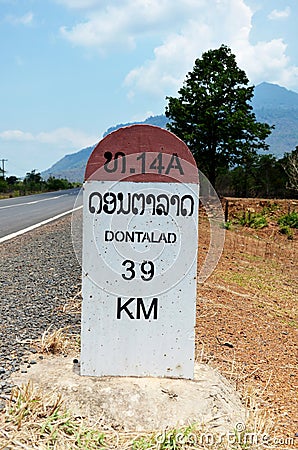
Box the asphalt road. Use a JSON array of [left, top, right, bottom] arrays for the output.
[[0, 188, 82, 240]]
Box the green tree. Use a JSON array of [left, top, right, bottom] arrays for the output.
[[23, 169, 45, 192], [165, 45, 273, 185], [229, 154, 287, 198], [24, 169, 42, 184]]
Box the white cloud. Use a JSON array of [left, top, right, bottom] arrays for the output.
[[5, 12, 33, 26], [60, 0, 207, 52], [125, 0, 254, 96], [0, 128, 97, 148], [0, 130, 34, 141], [125, 0, 298, 96], [60, 7, 136, 52], [58, 0, 298, 95], [268, 7, 291, 20], [125, 26, 209, 97], [238, 40, 298, 91]]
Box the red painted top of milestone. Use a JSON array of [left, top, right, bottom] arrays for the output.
[[84, 124, 198, 183]]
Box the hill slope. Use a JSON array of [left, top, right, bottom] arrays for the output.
[[42, 146, 94, 182], [42, 83, 298, 182]]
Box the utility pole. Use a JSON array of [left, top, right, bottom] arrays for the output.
[[0, 159, 8, 178]]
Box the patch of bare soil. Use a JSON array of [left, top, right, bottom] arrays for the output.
[[196, 198, 298, 442]]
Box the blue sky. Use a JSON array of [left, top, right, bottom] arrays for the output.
[[1, 0, 298, 177]]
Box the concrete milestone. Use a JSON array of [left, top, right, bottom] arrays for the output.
[[81, 125, 199, 378]]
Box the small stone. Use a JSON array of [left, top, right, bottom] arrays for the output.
[[0, 367, 5, 375], [223, 342, 234, 349]]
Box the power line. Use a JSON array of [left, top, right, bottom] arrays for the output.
[[0, 159, 8, 178]]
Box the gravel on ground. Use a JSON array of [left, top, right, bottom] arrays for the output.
[[0, 216, 81, 404]]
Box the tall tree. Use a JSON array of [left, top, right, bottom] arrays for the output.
[[165, 45, 273, 185]]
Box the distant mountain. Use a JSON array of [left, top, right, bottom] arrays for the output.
[[42, 116, 168, 182], [42, 145, 95, 182], [253, 82, 298, 108], [103, 114, 168, 137], [252, 82, 298, 158], [42, 83, 298, 182]]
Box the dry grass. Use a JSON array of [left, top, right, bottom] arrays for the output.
[[58, 289, 82, 315], [195, 344, 277, 441], [196, 206, 297, 440], [0, 380, 280, 450], [0, 361, 284, 450], [38, 326, 79, 355], [0, 382, 107, 449], [40, 326, 70, 355]]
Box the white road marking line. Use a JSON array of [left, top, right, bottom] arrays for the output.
[[0, 205, 83, 244], [0, 194, 67, 210]]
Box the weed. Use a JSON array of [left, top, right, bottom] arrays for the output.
[[237, 211, 268, 229], [278, 211, 298, 238], [279, 225, 293, 239], [222, 221, 232, 230], [278, 211, 298, 229], [132, 436, 155, 449], [260, 202, 279, 216]]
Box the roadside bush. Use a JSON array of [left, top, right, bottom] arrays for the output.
[[0, 171, 78, 197], [46, 176, 73, 191], [0, 178, 8, 193]]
